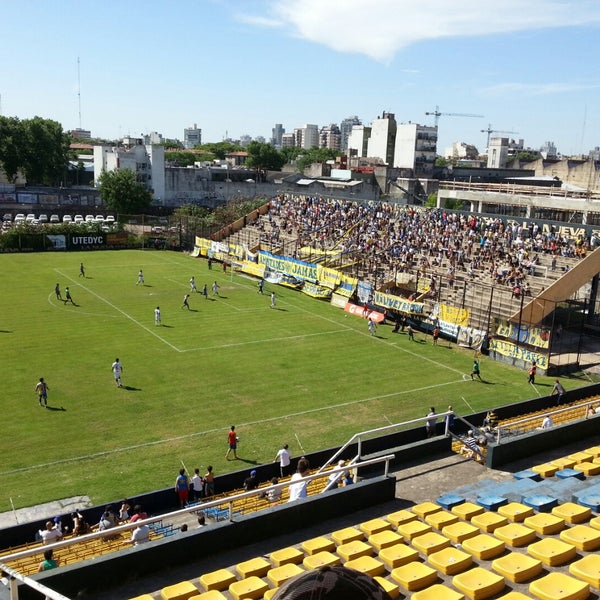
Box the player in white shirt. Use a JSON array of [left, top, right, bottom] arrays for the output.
[[155, 306, 161, 326], [111, 358, 123, 388]]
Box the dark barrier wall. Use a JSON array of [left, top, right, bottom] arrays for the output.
[[28, 476, 396, 600]]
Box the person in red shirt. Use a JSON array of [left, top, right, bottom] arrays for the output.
[[225, 425, 239, 460]]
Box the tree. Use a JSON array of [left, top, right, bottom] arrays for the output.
[[280, 146, 302, 164], [199, 142, 243, 159], [296, 148, 339, 172], [0, 116, 23, 182], [246, 142, 285, 171], [97, 169, 153, 214]]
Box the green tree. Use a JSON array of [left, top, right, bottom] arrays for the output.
[[296, 148, 339, 172], [246, 141, 285, 171], [280, 146, 302, 164], [0, 116, 23, 181], [199, 142, 243, 159], [97, 169, 153, 213]]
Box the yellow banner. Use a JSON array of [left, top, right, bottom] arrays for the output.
[[195, 236, 212, 250], [302, 282, 333, 298], [240, 261, 265, 278], [490, 339, 549, 369], [494, 319, 550, 349], [317, 265, 342, 289], [439, 304, 469, 327]]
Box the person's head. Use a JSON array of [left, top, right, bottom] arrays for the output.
[[207, 465, 213, 472], [337, 460, 345, 468], [180, 524, 188, 532], [430, 406, 435, 412], [43, 549, 54, 561], [198, 515, 206, 526], [271, 477, 279, 485], [250, 470, 257, 478], [283, 444, 288, 450], [133, 504, 142, 514], [468, 430, 473, 436], [179, 468, 185, 476], [231, 425, 235, 431], [122, 499, 130, 507], [45, 521, 53, 530], [115, 358, 119, 363], [194, 468, 200, 475], [40, 377, 44, 383], [555, 379, 559, 383], [297, 458, 310, 474]]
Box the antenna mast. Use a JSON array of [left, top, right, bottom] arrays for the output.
[[77, 56, 82, 129]]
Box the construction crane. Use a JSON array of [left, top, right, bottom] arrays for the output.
[[481, 124, 519, 148], [424, 105, 484, 127]]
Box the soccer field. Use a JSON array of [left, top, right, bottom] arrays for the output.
[[0, 249, 591, 512]]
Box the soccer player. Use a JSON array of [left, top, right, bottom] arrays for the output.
[[258, 279, 264, 294], [64, 286, 75, 305], [111, 358, 123, 388], [35, 377, 49, 407], [212, 281, 219, 296], [182, 294, 190, 310], [471, 359, 482, 381], [79, 262, 85, 278], [225, 425, 239, 460], [202, 283, 208, 299], [368, 319, 376, 336], [136, 270, 144, 285], [189, 276, 197, 293], [54, 283, 62, 301], [270, 291, 276, 308], [155, 306, 161, 326]]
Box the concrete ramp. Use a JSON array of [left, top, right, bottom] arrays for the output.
[[510, 249, 600, 326]]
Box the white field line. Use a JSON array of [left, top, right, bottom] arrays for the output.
[[46, 292, 122, 318], [0, 378, 464, 476], [55, 269, 182, 352]]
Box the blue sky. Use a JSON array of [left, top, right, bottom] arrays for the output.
[[2, 0, 600, 156]]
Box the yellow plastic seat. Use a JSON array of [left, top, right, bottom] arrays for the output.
[[391, 561, 439, 591], [412, 584, 465, 600], [397, 520, 432, 541], [235, 557, 271, 579], [551, 458, 576, 470], [228, 576, 269, 600], [379, 542, 419, 569], [452, 502, 485, 521], [531, 464, 559, 478], [161, 581, 199, 600], [344, 555, 386, 577], [269, 547, 304, 567], [524, 513, 566, 535], [426, 510, 459, 530], [191, 593, 227, 600], [552, 503, 592, 524], [584, 446, 600, 458], [266, 563, 304, 587], [498, 502, 535, 522], [461, 533, 506, 560], [494, 523, 537, 547], [386, 509, 418, 528], [374, 576, 400, 599], [527, 538, 577, 566], [573, 462, 600, 476], [492, 553, 543, 583], [569, 555, 600, 588], [453, 566, 506, 600], [359, 517, 392, 536], [412, 501, 442, 518], [529, 572, 590, 600], [590, 516, 600, 531], [336, 539, 372, 562], [130, 596, 155, 600], [560, 525, 600, 551], [199, 569, 237, 592], [442, 522, 480, 544], [412, 531, 452, 555], [331, 526, 363, 545], [302, 551, 341, 570], [368, 529, 402, 551], [497, 593, 534, 600], [263, 590, 277, 600], [471, 512, 508, 533], [428, 547, 473, 575], [301, 536, 335, 555], [568, 452, 593, 463]]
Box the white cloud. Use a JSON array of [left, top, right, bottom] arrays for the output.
[[244, 0, 600, 62], [481, 82, 600, 96], [236, 13, 282, 28]]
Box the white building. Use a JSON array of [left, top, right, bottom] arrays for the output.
[[394, 123, 437, 177], [319, 124, 341, 150], [340, 116, 361, 150], [184, 124, 202, 149], [347, 125, 371, 158], [367, 112, 396, 166], [444, 142, 479, 161], [294, 124, 319, 149], [93, 138, 165, 202]]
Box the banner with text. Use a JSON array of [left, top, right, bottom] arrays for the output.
[[258, 251, 318, 282], [494, 318, 550, 349], [490, 339, 549, 369], [374, 290, 425, 315], [302, 282, 333, 299], [316, 264, 342, 289]]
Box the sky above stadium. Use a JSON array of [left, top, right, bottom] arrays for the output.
[[2, 0, 600, 156]]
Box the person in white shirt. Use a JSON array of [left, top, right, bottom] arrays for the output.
[[39, 521, 62, 545], [540, 415, 553, 429], [191, 468, 204, 501], [131, 523, 150, 546], [155, 306, 161, 326], [274, 444, 291, 477], [287, 458, 310, 502], [111, 358, 123, 388]]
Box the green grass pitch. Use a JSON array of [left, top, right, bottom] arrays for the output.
[[0, 250, 591, 512]]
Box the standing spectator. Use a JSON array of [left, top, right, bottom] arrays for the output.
[[136, 269, 145, 285], [155, 306, 161, 326], [432, 326, 440, 346], [174, 468, 189, 508], [182, 294, 190, 310], [208, 257, 213, 270], [225, 425, 239, 460], [425, 407, 437, 438], [551, 379, 565, 405], [274, 444, 291, 477], [189, 276, 197, 293], [471, 359, 482, 381], [130, 522, 150, 546], [129, 504, 148, 523], [111, 358, 123, 388], [288, 458, 311, 502], [64, 286, 75, 305], [191, 468, 204, 501], [71, 511, 91, 536], [528, 361, 537, 385], [244, 469, 259, 491], [35, 377, 49, 408], [37, 549, 59, 572], [270, 291, 276, 308], [203, 466, 215, 497], [39, 521, 62, 545], [79, 262, 85, 278], [212, 280, 220, 296], [444, 405, 455, 433], [54, 283, 62, 301]]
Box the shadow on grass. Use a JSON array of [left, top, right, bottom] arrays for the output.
[[46, 405, 66, 412], [0, 330, 13, 333], [236, 457, 259, 465], [122, 386, 142, 391]]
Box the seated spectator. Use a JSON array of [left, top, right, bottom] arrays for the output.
[[37, 549, 59, 572], [39, 521, 62, 545], [130, 522, 150, 546], [460, 431, 482, 461], [538, 415, 553, 429], [327, 460, 346, 489], [342, 471, 354, 486], [129, 504, 148, 523], [266, 477, 282, 502], [243, 469, 259, 491], [97, 511, 115, 531], [197, 515, 207, 528], [586, 405, 596, 418], [118, 499, 131, 522], [71, 511, 91, 536]]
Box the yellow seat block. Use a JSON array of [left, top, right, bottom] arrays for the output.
[[397, 520, 432, 541], [471, 512, 508, 533], [560, 525, 600, 551], [426, 510, 459, 530], [391, 561, 439, 591], [524, 513, 566, 535], [331, 526, 363, 546], [492, 553, 543, 583], [531, 464, 559, 478], [368, 529, 402, 551], [161, 581, 199, 600], [428, 547, 473, 575], [498, 502, 534, 522], [584, 446, 600, 458], [529, 572, 590, 600], [443, 522, 480, 544], [568, 452, 593, 463], [498, 593, 536, 600], [412, 531, 451, 556], [494, 523, 537, 547], [379, 542, 419, 569], [199, 569, 237, 592], [336, 539, 372, 562], [552, 503, 592, 524], [551, 458, 576, 470], [412, 501, 442, 518], [527, 538, 577, 567], [235, 557, 270, 579], [359, 517, 392, 536], [191, 593, 227, 600], [374, 576, 400, 599], [453, 566, 506, 600], [344, 555, 386, 578], [130, 596, 155, 600], [301, 536, 335, 555], [412, 584, 464, 600], [569, 555, 600, 588], [228, 576, 269, 600], [386, 509, 418, 528], [573, 462, 600, 476], [269, 547, 304, 567], [302, 551, 341, 570], [452, 502, 485, 521], [263, 590, 277, 600], [461, 534, 506, 560], [266, 563, 304, 587], [590, 516, 600, 531]]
